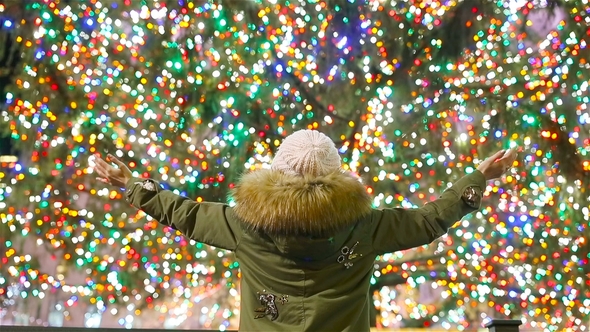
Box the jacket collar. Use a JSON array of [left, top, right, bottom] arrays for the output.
[[231, 169, 373, 237]]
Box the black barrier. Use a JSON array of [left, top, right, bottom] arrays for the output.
[[1, 319, 523, 332], [485, 319, 523, 332], [0, 327, 236, 332]]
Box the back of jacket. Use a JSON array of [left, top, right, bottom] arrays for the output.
[[229, 169, 376, 331], [235, 220, 376, 332]]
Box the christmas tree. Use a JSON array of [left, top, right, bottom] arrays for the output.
[[0, 0, 588, 330]]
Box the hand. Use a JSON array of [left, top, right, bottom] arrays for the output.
[[476, 148, 518, 180], [93, 154, 133, 188]]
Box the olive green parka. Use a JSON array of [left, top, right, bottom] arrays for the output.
[[125, 169, 486, 331]]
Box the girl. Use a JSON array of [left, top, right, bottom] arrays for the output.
[[93, 129, 517, 331]]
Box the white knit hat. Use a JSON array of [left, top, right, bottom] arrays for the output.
[[271, 129, 341, 176]]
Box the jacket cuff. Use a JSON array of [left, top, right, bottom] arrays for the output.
[[450, 170, 487, 209], [125, 178, 160, 203]]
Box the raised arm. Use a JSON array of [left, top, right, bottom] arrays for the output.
[[371, 170, 486, 254], [370, 149, 517, 255], [93, 154, 241, 250]]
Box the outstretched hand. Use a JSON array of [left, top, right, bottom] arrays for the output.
[[93, 154, 133, 188], [477, 148, 518, 180]]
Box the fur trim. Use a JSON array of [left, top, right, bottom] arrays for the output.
[[231, 169, 373, 236]]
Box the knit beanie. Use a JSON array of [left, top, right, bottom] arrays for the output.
[[271, 129, 341, 177]]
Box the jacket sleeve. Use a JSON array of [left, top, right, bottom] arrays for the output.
[[125, 178, 242, 251], [370, 171, 487, 255]]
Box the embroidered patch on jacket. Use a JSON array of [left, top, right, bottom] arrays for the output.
[[134, 180, 157, 192], [461, 186, 481, 208], [254, 291, 288, 321], [337, 241, 361, 269]]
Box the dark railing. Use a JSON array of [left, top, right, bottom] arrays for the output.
[[1, 319, 524, 332], [0, 328, 223, 332], [484, 319, 523, 332]]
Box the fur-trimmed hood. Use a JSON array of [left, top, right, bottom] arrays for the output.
[[231, 169, 373, 237]]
